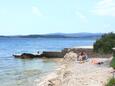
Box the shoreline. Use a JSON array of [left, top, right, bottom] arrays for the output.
[[35, 46, 113, 86]]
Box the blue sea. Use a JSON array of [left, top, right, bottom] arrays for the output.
[[0, 37, 96, 86]]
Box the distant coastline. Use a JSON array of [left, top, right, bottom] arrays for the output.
[[0, 33, 103, 39]]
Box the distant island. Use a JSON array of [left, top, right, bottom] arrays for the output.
[[0, 33, 103, 39]]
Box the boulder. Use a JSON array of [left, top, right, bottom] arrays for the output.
[[63, 51, 78, 63]]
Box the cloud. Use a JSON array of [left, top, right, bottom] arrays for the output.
[[93, 0, 115, 16], [32, 6, 42, 16], [75, 11, 88, 23]]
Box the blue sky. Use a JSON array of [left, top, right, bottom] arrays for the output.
[[0, 0, 115, 35]]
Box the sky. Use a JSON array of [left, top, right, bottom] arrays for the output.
[[0, 0, 115, 35]]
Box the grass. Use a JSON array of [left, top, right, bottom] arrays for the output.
[[110, 53, 115, 69], [106, 53, 115, 86], [106, 78, 115, 86]]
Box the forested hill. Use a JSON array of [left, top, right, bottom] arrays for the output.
[[0, 33, 103, 39]]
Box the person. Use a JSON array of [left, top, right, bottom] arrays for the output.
[[77, 51, 88, 61], [91, 59, 104, 65]]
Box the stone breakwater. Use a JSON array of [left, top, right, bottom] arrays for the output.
[[35, 47, 113, 86], [13, 47, 112, 59], [13, 51, 64, 59]]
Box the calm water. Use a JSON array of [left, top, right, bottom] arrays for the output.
[[0, 37, 95, 86]]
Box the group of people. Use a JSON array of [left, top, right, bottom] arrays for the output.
[[77, 51, 104, 65]]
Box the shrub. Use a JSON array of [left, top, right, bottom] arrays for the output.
[[93, 32, 115, 54]]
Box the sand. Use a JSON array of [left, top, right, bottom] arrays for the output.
[[35, 58, 113, 86], [34, 51, 113, 86]]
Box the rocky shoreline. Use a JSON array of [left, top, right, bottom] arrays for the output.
[[33, 46, 113, 86], [13, 46, 112, 59]]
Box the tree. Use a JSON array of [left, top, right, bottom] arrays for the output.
[[93, 32, 115, 54]]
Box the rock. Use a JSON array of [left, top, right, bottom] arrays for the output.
[[13, 51, 65, 59], [13, 53, 40, 59], [64, 51, 78, 63]]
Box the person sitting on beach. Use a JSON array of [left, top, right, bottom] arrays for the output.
[[77, 51, 88, 61], [91, 59, 104, 65]]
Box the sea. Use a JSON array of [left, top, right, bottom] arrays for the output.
[[0, 37, 96, 86]]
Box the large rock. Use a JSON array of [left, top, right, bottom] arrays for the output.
[[63, 51, 78, 63]]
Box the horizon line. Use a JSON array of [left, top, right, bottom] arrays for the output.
[[0, 32, 108, 36]]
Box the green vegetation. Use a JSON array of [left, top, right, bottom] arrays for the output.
[[93, 32, 115, 54], [110, 53, 115, 69], [106, 78, 115, 86], [106, 53, 115, 86]]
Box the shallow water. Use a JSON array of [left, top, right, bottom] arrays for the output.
[[0, 37, 95, 86]]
